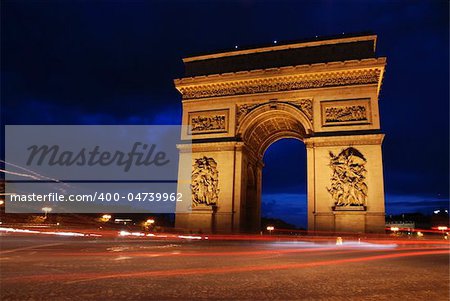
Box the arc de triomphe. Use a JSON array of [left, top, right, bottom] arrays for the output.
[[174, 34, 386, 233]]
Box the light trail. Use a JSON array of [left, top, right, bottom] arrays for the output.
[[18, 244, 447, 261], [3, 248, 448, 284], [0, 168, 42, 180], [3, 226, 449, 246], [0, 227, 99, 238], [1, 160, 71, 194], [1, 160, 65, 183], [0, 243, 64, 255], [36, 247, 367, 258]]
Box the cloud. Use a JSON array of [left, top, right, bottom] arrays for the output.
[[385, 194, 449, 215]]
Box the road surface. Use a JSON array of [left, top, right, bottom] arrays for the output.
[[1, 233, 449, 300]]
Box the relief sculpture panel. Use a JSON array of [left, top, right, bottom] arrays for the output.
[[321, 99, 371, 126], [191, 156, 219, 207], [327, 147, 368, 208], [188, 110, 228, 134], [325, 105, 367, 122], [236, 99, 313, 127]]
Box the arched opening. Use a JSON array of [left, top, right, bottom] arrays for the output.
[[237, 102, 312, 232], [261, 138, 307, 230]]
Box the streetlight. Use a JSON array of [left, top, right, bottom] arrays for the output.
[[101, 214, 112, 222], [266, 226, 274, 235], [390, 226, 399, 232], [437, 226, 448, 239], [0, 200, 4, 205], [42, 207, 52, 219], [144, 219, 156, 230], [390, 226, 400, 236]]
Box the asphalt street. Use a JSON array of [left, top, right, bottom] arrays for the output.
[[0, 233, 449, 301]]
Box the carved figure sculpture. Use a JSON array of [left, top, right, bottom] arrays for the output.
[[191, 156, 219, 207], [325, 105, 367, 123], [191, 115, 226, 132], [327, 147, 368, 207]]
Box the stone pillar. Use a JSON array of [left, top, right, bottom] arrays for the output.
[[238, 148, 263, 233], [175, 142, 245, 233], [306, 144, 316, 231], [304, 134, 385, 233]]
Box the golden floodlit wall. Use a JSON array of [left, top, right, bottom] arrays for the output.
[[174, 35, 386, 233]]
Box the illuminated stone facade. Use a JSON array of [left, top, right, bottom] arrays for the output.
[[175, 34, 387, 233]]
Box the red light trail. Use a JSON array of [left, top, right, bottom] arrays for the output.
[[4, 248, 448, 284]]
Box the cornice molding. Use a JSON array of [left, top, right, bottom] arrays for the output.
[[304, 134, 385, 147], [177, 142, 245, 153], [175, 59, 385, 100], [175, 58, 385, 84]]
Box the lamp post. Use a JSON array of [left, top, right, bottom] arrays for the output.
[[145, 219, 155, 231], [266, 226, 274, 235], [390, 226, 399, 233], [42, 207, 52, 219]]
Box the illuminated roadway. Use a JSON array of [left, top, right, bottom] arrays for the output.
[[0, 231, 449, 300]]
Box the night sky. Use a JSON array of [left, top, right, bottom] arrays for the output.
[[2, 0, 449, 227]]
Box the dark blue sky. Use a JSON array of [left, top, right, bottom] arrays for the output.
[[1, 0, 449, 227]]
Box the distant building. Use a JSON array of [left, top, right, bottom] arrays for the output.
[[386, 213, 432, 229], [114, 218, 133, 225], [385, 221, 415, 230], [431, 209, 449, 227]]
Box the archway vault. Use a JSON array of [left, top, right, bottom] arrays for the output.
[[237, 102, 312, 158], [174, 34, 387, 234]]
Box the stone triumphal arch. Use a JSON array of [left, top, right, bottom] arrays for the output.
[[175, 34, 386, 233]]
